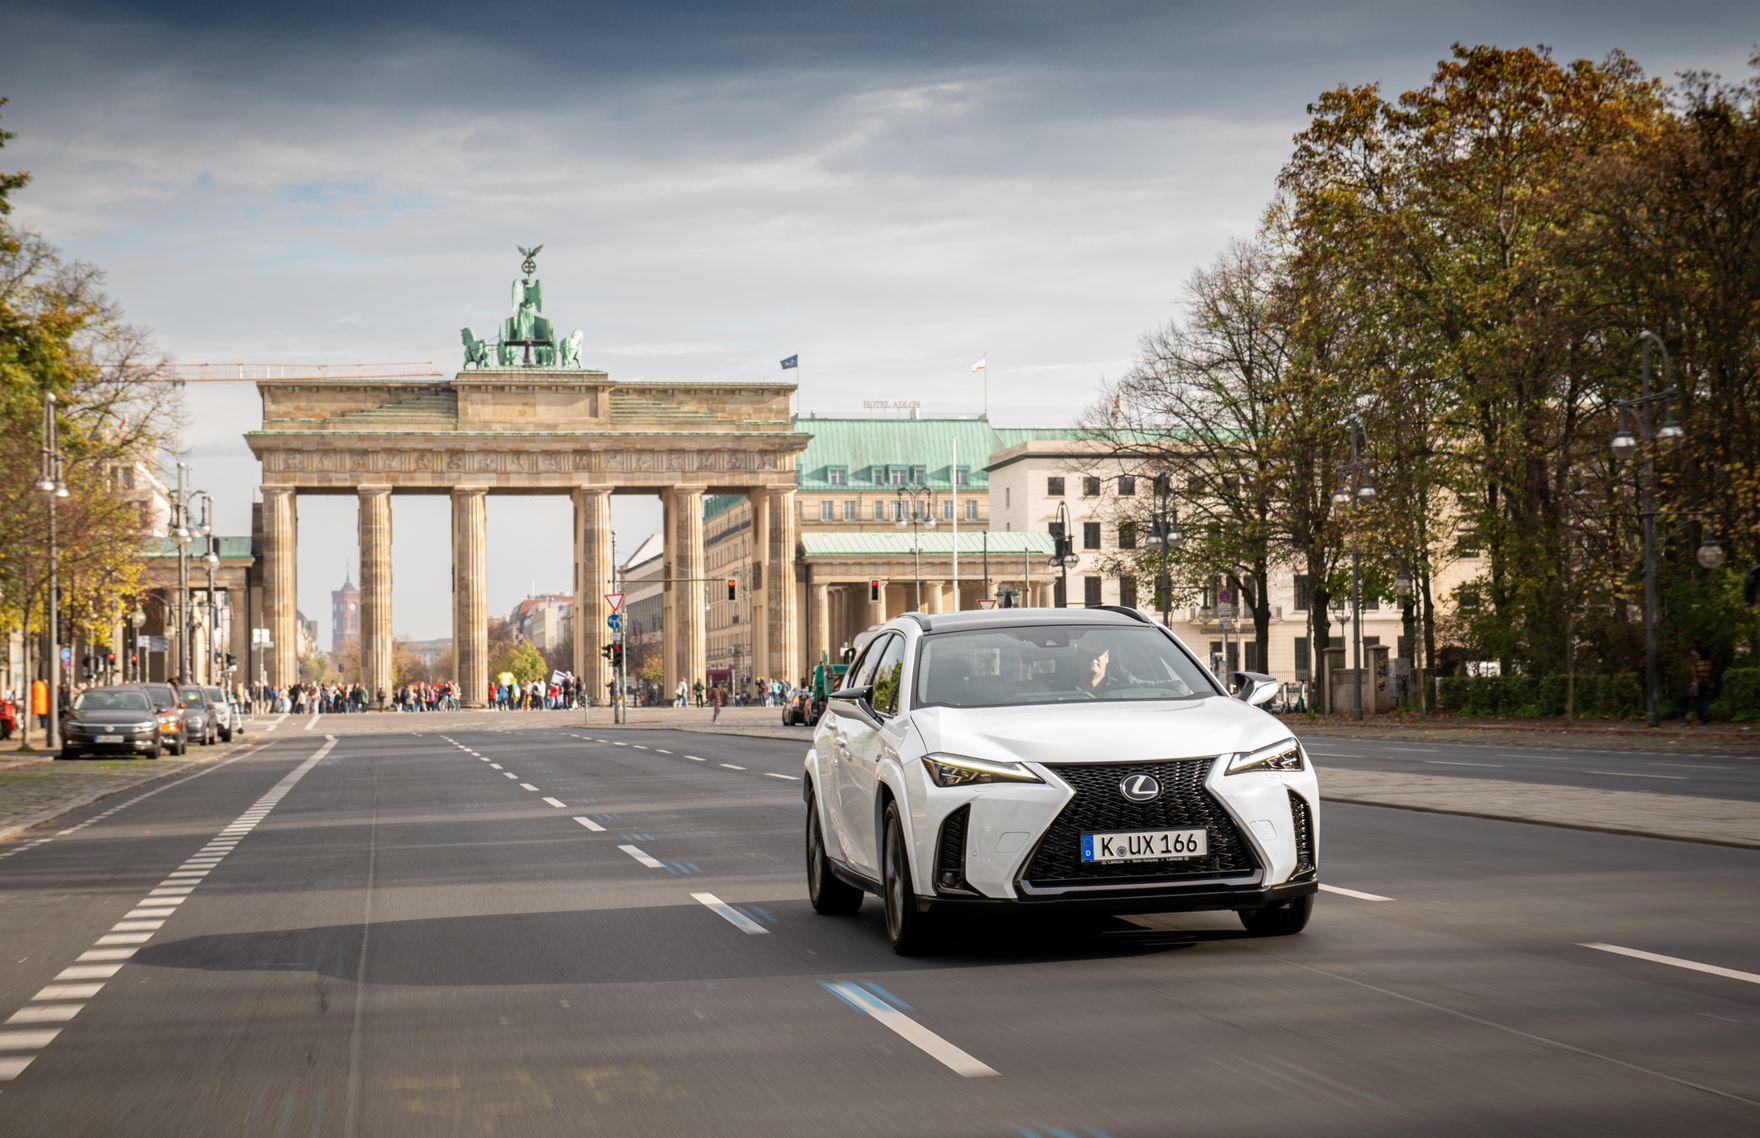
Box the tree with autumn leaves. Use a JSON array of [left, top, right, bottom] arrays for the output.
[[1092, 46, 1760, 711]]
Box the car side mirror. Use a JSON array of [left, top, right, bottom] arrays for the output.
[[1230, 671, 1278, 707], [830, 683, 873, 707]]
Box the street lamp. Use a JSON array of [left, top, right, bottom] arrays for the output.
[[39, 392, 68, 750], [1333, 421, 1376, 720], [1610, 330, 1683, 727], [203, 536, 221, 685], [1048, 501, 1081, 607], [130, 603, 147, 682], [1142, 472, 1181, 626], [168, 463, 213, 683], [1697, 534, 1725, 570], [895, 477, 938, 610]]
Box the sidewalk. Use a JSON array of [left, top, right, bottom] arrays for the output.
[[1283, 713, 1759, 753]]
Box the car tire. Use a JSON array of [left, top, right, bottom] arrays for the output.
[[220, 728, 232, 742], [1238, 893, 1314, 937], [882, 801, 939, 955], [806, 792, 863, 915], [58, 748, 77, 761], [146, 744, 161, 760], [174, 735, 188, 756]]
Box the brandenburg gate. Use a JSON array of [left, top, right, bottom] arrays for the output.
[[245, 249, 808, 707]]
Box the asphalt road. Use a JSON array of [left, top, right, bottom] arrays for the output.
[[1294, 733, 1760, 801], [1, 723, 1756, 1136]]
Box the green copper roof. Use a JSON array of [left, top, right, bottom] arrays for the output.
[[790, 416, 1075, 492], [142, 535, 255, 560], [801, 532, 1054, 557]]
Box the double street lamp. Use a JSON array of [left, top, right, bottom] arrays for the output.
[[1048, 501, 1080, 607], [895, 478, 938, 610], [1141, 473, 1181, 626], [1332, 421, 1376, 720], [1609, 330, 1689, 727], [169, 462, 213, 683], [38, 392, 69, 749]]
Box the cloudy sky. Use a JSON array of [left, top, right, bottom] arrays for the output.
[[3, 0, 1753, 645]]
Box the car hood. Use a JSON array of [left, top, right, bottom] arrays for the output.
[[908, 698, 1292, 765], [70, 710, 156, 725]]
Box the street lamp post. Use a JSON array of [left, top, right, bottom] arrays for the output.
[[1610, 330, 1685, 727], [38, 392, 70, 750], [168, 464, 213, 684], [1333, 422, 1377, 721], [1142, 473, 1182, 626], [130, 603, 147, 682], [895, 478, 937, 610], [203, 535, 221, 685], [1049, 501, 1080, 607]]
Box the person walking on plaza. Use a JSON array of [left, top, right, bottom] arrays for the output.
[[0, 691, 15, 741], [710, 682, 724, 724], [1688, 641, 1716, 725], [693, 679, 704, 708]]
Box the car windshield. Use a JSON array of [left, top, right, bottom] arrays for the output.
[[913, 624, 1218, 709], [179, 688, 206, 706], [140, 687, 174, 709], [73, 689, 152, 712], [203, 687, 225, 703]]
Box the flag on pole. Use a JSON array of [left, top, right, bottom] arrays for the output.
[[780, 355, 799, 370], [971, 356, 986, 372]]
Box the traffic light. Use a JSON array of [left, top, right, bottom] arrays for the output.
[[869, 579, 881, 602], [610, 643, 624, 669], [225, 653, 236, 670], [726, 578, 737, 601], [600, 643, 614, 661]]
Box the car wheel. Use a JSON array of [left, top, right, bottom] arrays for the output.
[[806, 792, 863, 915], [175, 735, 188, 756], [220, 728, 232, 742], [146, 744, 161, 760], [882, 801, 939, 955], [1238, 893, 1314, 937], [58, 748, 77, 761]]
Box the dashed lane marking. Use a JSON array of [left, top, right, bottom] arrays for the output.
[[542, 797, 567, 809], [618, 845, 665, 869], [520, 783, 540, 792], [764, 772, 800, 781], [1320, 884, 1395, 902], [573, 817, 605, 832], [1580, 943, 1760, 985], [686, 755, 706, 762], [720, 764, 747, 771], [820, 981, 997, 1078], [691, 892, 769, 934]]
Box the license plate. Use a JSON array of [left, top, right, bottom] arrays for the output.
[[97, 734, 123, 743], [1080, 828, 1207, 863]]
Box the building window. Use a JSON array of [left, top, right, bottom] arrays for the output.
[[819, 500, 835, 521], [1047, 476, 1065, 497], [873, 501, 887, 522], [1004, 487, 1011, 508], [1118, 521, 1136, 550], [1117, 475, 1135, 496], [955, 467, 970, 486], [911, 465, 926, 485], [800, 500, 812, 521], [1245, 642, 1260, 672], [892, 500, 905, 522], [964, 500, 978, 521], [1083, 576, 1103, 607], [1119, 577, 1138, 608], [1083, 476, 1102, 497], [890, 468, 907, 486], [1294, 636, 1310, 680], [942, 500, 953, 521], [827, 467, 847, 486], [1293, 574, 1312, 611], [843, 500, 857, 521], [1082, 521, 1102, 550]]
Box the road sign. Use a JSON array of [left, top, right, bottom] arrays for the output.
[[607, 613, 623, 630], [146, 635, 169, 652], [977, 598, 997, 610], [252, 627, 270, 645], [604, 592, 625, 613], [61, 646, 72, 664]]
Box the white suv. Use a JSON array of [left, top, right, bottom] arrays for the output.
[[802, 607, 1320, 953]]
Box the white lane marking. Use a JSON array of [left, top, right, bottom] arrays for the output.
[[1424, 760, 1504, 769], [0, 1055, 34, 1079], [691, 892, 769, 934], [632, 745, 648, 751], [1320, 883, 1395, 902], [574, 817, 605, 832], [686, 755, 706, 762], [720, 763, 747, 771], [76, 949, 136, 963], [0, 1030, 61, 1049], [654, 749, 673, 755], [613, 741, 628, 747], [111, 919, 167, 931], [124, 909, 177, 921], [6, 1005, 82, 1024], [94, 934, 153, 946], [822, 981, 997, 1078], [1585, 770, 1687, 781], [519, 782, 540, 791], [503, 772, 518, 779], [33, 984, 101, 1001], [618, 845, 665, 869], [490, 763, 503, 769], [542, 797, 567, 809], [303, 711, 321, 731], [148, 887, 196, 897], [1580, 943, 1760, 985], [764, 772, 800, 781]]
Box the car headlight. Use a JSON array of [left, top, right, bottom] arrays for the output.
[[1225, 738, 1305, 775], [136, 721, 158, 732], [923, 753, 1043, 787]]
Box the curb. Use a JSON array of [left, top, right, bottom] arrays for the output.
[[1324, 792, 1760, 851]]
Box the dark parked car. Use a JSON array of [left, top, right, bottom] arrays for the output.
[[781, 687, 813, 726], [59, 687, 163, 760], [179, 685, 218, 746], [122, 683, 189, 755]]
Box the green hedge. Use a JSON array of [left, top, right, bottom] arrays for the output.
[[1434, 671, 1672, 719], [1709, 668, 1760, 722]]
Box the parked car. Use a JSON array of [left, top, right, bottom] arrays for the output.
[[203, 685, 235, 742], [179, 685, 218, 746], [59, 687, 163, 760], [803, 606, 1319, 953], [781, 687, 813, 726], [120, 683, 188, 755]]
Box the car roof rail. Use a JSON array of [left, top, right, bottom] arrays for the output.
[[1095, 605, 1152, 624], [902, 612, 932, 632]]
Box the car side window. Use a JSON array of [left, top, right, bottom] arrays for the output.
[[869, 635, 907, 717], [848, 638, 886, 690]]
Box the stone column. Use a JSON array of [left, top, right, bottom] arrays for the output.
[[452, 488, 488, 708], [573, 487, 614, 709], [358, 486, 393, 709], [767, 488, 800, 681], [669, 486, 707, 692], [811, 582, 831, 679], [923, 581, 944, 614], [261, 487, 298, 688], [746, 491, 771, 684]]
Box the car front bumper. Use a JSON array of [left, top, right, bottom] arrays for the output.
[[65, 733, 160, 755], [917, 874, 1317, 915]]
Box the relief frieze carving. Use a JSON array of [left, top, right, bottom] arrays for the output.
[[263, 445, 788, 478]]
